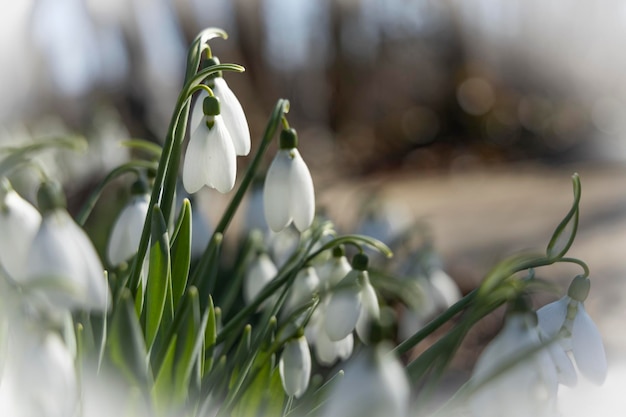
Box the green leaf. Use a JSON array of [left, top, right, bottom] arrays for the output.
[[174, 287, 209, 400], [171, 199, 192, 309], [120, 139, 162, 159], [145, 206, 172, 349], [107, 289, 150, 386], [231, 353, 277, 417], [546, 173, 581, 259], [152, 334, 178, 410], [204, 296, 217, 375]]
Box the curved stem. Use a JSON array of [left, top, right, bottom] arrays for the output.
[[558, 257, 590, 278]]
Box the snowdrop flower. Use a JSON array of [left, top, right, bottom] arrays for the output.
[[537, 275, 607, 385], [324, 253, 372, 342], [468, 308, 559, 417], [279, 334, 311, 398], [0, 179, 41, 279], [190, 57, 250, 156], [263, 128, 315, 232], [315, 245, 352, 291], [306, 304, 354, 366], [283, 266, 320, 317], [355, 274, 380, 343], [243, 251, 277, 306], [323, 342, 410, 417], [22, 180, 110, 312], [107, 178, 150, 266], [183, 95, 237, 194]]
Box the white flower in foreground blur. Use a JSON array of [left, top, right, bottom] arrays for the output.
[[283, 266, 320, 317], [279, 335, 311, 398], [190, 57, 250, 156], [1, 325, 77, 417], [468, 309, 559, 417], [22, 181, 110, 312], [243, 251, 277, 306], [263, 128, 315, 232], [316, 245, 352, 291], [107, 179, 150, 266], [323, 342, 410, 417], [537, 275, 607, 385], [0, 179, 41, 279], [355, 275, 380, 343], [183, 95, 237, 194]]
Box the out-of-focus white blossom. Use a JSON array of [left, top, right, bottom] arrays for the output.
[[279, 335, 311, 398], [468, 312, 559, 417], [107, 187, 149, 266], [315, 246, 351, 291], [306, 304, 354, 366], [284, 266, 320, 317], [323, 343, 410, 417], [0, 180, 41, 279], [355, 275, 380, 343], [21, 181, 110, 312], [243, 251, 277, 306]]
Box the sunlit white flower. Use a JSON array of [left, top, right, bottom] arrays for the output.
[[0, 179, 41, 279], [429, 267, 462, 308], [243, 251, 277, 306], [107, 182, 150, 266], [22, 181, 110, 312], [263, 128, 315, 232], [468, 311, 559, 417], [279, 335, 311, 398], [183, 95, 237, 194], [537, 276, 607, 385], [323, 343, 410, 417], [190, 59, 250, 156]]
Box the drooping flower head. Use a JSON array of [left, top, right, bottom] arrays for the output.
[[279, 334, 312, 398], [22, 180, 110, 312], [107, 177, 150, 267], [190, 56, 251, 156], [263, 128, 315, 232], [0, 179, 41, 279], [537, 275, 607, 385], [183, 94, 237, 194], [468, 300, 560, 417]]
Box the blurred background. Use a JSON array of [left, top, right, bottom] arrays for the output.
[[1, 0, 625, 405]]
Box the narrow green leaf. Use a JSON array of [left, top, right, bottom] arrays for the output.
[[145, 206, 171, 349], [152, 334, 178, 410], [266, 365, 286, 416], [120, 139, 163, 159], [170, 199, 192, 308], [228, 325, 252, 391], [231, 354, 274, 417], [107, 288, 150, 386], [174, 287, 209, 400], [546, 173, 582, 259], [204, 296, 217, 375]]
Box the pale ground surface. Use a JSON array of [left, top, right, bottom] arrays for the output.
[[317, 161, 626, 415]]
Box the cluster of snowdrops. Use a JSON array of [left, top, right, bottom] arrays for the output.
[[0, 28, 607, 417]]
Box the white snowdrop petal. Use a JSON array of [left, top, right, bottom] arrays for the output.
[[429, 268, 462, 308], [288, 149, 315, 232], [324, 287, 362, 341], [0, 190, 41, 278], [279, 336, 311, 398], [285, 266, 320, 314], [572, 304, 607, 385], [356, 279, 380, 343], [546, 341, 577, 387], [316, 255, 351, 289], [315, 331, 354, 366], [213, 77, 251, 156], [537, 296, 569, 337], [205, 116, 237, 193], [189, 89, 209, 134], [107, 195, 149, 266], [183, 122, 213, 194], [243, 253, 277, 305], [264, 150, 293, 232]]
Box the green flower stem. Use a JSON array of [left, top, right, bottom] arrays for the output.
[[76, 160, 157, 226], [393, 289, 477, 357], [304, 234, 393, 263], [188, 99, 290, 288]]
